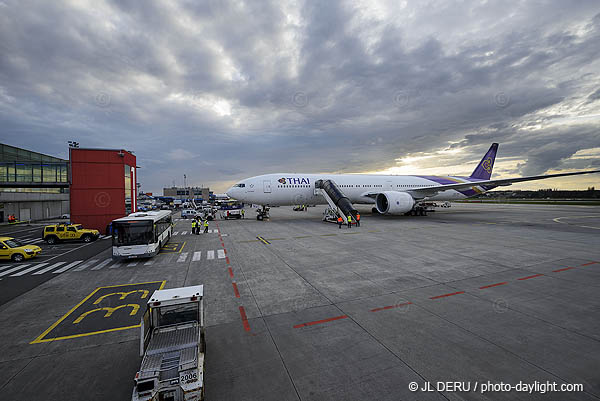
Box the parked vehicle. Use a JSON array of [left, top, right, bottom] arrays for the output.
[[42, 223, 100, 244], [0, 237, 42, 262], [181, 209, 198, 219], [132, 285, 205, 401]]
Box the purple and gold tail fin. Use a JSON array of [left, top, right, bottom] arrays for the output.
[[470, 143, 498, 180]]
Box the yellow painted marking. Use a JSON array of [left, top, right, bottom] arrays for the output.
[[293, 236, 312, 239], [179, 241, 186, 253], [30, 280, 165, 344], [342, 232, 360, 235], [238, 240, 260, 243], [367, 230, 379, 233], [93, 290, 149, 305], [73, 304, 140, 324], [266, 238, 285, 241], [256, 236, 271, 244], [319, 234, 337, 236]]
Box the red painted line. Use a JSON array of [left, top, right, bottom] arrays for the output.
[[429, 291, 464, 300], [293, 315, 348, 329], [582, 261, 598, 266], [479, 282, 507, 289], [220, 242, 225, 247], [232, 282, 240, 298], [370, 302, 412, 312], [223, 249, 227, 254], [228, 267, 234, 278], [225, 256, 230, 264], [553, 266, 575, 272], [518, 274, 543, 280], [239, 306, 250, 331]]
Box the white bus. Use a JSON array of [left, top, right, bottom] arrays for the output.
[[112, 210, 173, 260]]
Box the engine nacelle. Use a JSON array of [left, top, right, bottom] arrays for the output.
[[375, 191, 415, 215]]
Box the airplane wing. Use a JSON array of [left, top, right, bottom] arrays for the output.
[[361, 170, 600, 200]]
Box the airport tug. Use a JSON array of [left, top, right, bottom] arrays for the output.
[[132, 285, 205, 401]]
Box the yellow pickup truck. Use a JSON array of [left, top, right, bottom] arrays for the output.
[[0, 237, 42, 262], [42, 223, 100, 245]]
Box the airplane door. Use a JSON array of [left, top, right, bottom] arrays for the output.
[[263, 180, 272, 193], [386, 180, 393, 189]]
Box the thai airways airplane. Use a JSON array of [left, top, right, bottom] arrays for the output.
[[226, 143, 599, 217]]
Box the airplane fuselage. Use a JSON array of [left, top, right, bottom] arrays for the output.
[[227, 173, 486, 206]]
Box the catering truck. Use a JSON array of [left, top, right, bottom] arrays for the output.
[[132, 285, 205, 401]]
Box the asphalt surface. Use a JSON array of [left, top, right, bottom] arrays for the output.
[[0, 204, 599, 400], [0, 223, 112, 306]]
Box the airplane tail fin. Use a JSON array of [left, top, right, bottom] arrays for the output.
[[470, 143, 498, 180]]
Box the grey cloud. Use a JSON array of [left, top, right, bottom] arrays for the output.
[[1, 0, 600, 192]]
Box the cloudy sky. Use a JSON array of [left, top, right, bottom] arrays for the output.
[[1, 0, 599, 193]]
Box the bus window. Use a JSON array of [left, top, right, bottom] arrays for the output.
[[113, 221, 153, 246]]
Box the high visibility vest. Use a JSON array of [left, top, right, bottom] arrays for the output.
[[337, 217, 342, 222], [191, 221, 197, 228], [204, 221, 209, 227], [356, 214, 360, 221], [347, 215, 352, 222]]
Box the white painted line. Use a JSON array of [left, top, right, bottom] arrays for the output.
[[206, 250, 215, 260], [72, 259, 99, 272], [0, 265, 14, 272], [144, 259, 155, 266], [109, 261, 124, 269], [52, 260, 83, 274], [217, 249, 225, 259], [221, 234, 228, 237], [173, 232, 179, 236], [0, 264, 31, 278], [90, 259, 113, 271], [34, 261, 68, 275], [192, 251, 202, 261], [11, 263, 49, 276], [181, 231, 187, 235], [127, 261, 138, 267], [177, 252, 188, 263]]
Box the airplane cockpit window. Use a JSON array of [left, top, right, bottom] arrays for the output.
[[233, 183, 246, 188]]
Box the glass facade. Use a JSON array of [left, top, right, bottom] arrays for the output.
[[0, 144, 68, 184], [124, 164, 132, 214]]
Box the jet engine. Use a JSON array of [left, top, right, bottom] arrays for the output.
[[375, 191, 415, 215]]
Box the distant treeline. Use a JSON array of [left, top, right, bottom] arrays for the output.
[[476, 187, 599, 199]]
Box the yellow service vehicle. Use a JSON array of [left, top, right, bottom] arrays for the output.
[[42, 223, 100, 244], [0, 237, 42, 262]]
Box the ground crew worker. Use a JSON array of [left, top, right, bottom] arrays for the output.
[[347, 214, 352, 228], [337, 215, 343, 229], [203, 219, 209, 233], [191, 219, 197, 235], [241, 209, 245, 219], [356, 213, 360, 227]]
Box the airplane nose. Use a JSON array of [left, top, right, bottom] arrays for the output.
[[226, 186, 237, 198]]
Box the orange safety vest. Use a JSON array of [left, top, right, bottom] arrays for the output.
[[356, 214, 360, 221], [337, 217, 342, 223]]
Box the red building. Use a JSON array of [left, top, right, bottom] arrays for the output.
[[69, 148, 137, 232]]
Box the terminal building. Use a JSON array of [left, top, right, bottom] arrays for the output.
[[0, 143, 69, 222], [163, 186, 211, 201], [1, 143, 138, 232], [70, 148, 137, 232]]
